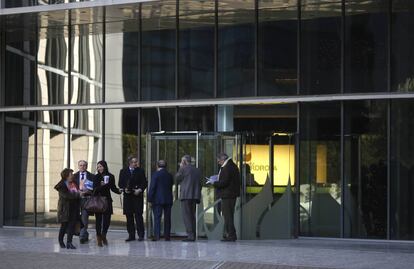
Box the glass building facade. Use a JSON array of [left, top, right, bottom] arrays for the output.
[[1, 0, 414, 241]]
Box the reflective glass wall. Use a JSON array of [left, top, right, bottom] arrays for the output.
[[4, 0, 414, 105], [3, 1, 414, 242]]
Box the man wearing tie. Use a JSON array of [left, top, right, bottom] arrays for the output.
[[73, 160, 95, 244], [119, 156, 148, 241]]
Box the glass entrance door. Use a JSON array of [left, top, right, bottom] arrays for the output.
[[241, 133, 296, 239], [145, 131, 244, 240]]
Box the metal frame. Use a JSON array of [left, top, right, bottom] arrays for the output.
[[213, 0, 218, 98], [0, 6, 5, 227], [0, 0, 157, 15], [2, 92, 414, 112]]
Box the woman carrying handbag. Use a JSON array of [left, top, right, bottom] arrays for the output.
[[93, 160, 121, 247]]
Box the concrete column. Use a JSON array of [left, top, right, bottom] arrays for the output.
[[217, 105, 234, 132]]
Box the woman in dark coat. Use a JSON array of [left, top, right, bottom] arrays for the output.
[[55, 168, 81, 249], [93, 160, 121, 247]]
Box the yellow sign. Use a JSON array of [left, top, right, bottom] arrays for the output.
[[246, 144, 295, 186]]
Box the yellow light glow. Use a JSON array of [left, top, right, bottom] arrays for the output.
[[246, 144, 295, 186], [316, 144, 327, 183]]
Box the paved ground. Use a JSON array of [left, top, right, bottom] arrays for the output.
[[1, 227, 414, 269]]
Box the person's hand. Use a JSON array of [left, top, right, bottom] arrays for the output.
[[124, 189, 131, 194], [134, 189, 142, 196]]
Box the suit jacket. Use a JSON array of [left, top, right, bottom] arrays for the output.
[[148, 168, 174, 205], [175, 165, 202, 202], [73, 171, 95, 193], [118, 166, 147, 214], [213, 158, 240, 199]]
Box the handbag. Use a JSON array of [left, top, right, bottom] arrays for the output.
[[84, 195, 108, 213]]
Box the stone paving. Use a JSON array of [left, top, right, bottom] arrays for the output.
[[1, 227, 414, 269]]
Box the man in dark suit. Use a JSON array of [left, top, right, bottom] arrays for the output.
[[73, 160, 95, 244], [148, 160, 174, 241], [175, 155, 202, 242], [208, 153, 240, 242], [119, 156, 147, 241]]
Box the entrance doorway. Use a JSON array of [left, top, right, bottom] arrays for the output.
[[145, 131, 244, 240]]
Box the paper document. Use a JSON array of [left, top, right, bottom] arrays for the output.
[[206, 175, 219, 184]]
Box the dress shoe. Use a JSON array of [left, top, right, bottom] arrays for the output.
[[137, 238, 145, 242], [66, 242, 76, 249], [97, 235, 103, 247], [59, 241, 66, 248], [125, 237, 135, 242], [102, 235, 108, 246], [182, 238, 195, 242], [151, 237, 159, 242]]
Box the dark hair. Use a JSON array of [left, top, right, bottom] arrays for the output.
[[61, 168, 74, 180], [127, 155, 137, 164], [97, 160, 109, 174], [157, 160, 167, 168]]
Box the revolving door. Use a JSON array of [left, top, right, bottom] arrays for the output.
[[145, 131, 244, 240]]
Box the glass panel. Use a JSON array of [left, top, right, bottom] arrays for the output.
[[300, 102, 341, 237], [5, 0, 36, 7], [4, 112, 35, 226], [36, 110, 69, 227], [218, 0, 255, 97], [391, 0, 414, 92], [105, 109, 140, 228], [301, 0, 341, 94], [105, 5, 141, 102], [178, 0, 215, 99], [6, 0, 93, 7], [177, 107, 215, 131], [258, 0, 297, 96], [390, 99, 414, 240], [141, 1, 176, 101], [38, 24, 70, 105], [4, 20, 37, 106], [345, 0, 388, 93], [69, 109, 102, 170], [344, 100, 387, 239], [70, 9, 104, 104], [140, 108, 176, 180]]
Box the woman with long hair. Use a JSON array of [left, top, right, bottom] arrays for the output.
[[93, 160, 121, 247]]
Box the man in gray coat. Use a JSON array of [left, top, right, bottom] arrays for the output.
[[175, 155, 202, 242]]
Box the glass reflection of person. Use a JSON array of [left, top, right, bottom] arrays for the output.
[[245, 164, 258, 186]]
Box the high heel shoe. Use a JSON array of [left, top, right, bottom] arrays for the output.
[[97, 235, 103, 247], [102, 235, 108, 246], [66, 242, 76, 249]]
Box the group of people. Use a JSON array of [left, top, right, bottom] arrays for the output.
[[55, 152, 240, 249]]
